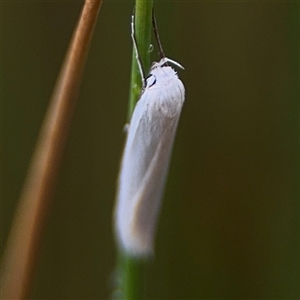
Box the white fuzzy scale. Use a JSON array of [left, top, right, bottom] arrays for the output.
[[115, 59, 185, 257]]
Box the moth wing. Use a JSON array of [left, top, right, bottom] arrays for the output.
[[116, 84, 184, 255], [121, 117, 179, 255]]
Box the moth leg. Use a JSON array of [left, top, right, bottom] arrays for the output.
[[123, 123, 130, 134]]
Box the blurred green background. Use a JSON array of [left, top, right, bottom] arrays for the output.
[[2, 1, 299, 299]]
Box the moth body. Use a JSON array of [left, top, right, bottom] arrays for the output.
[[115, 59, 185, 256]]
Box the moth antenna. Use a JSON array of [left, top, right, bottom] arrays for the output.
[[131, 12, 146, 87], [152, 10, 167, 63]]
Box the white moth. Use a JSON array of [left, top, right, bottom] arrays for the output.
[[115, 15, 185, 257]]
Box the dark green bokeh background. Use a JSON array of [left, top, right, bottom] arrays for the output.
[[2, 1, 299, 299]]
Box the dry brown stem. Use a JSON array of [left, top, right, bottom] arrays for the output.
[[1, 1, 103, 298]]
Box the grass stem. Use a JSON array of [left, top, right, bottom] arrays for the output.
[[117, 1, 153, 299], [127, 0, 153, 120]]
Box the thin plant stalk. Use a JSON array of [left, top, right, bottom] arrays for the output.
[[127, 0, 153, 120], [1, 1, 102, 298], [118, 1, 153, 299]]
